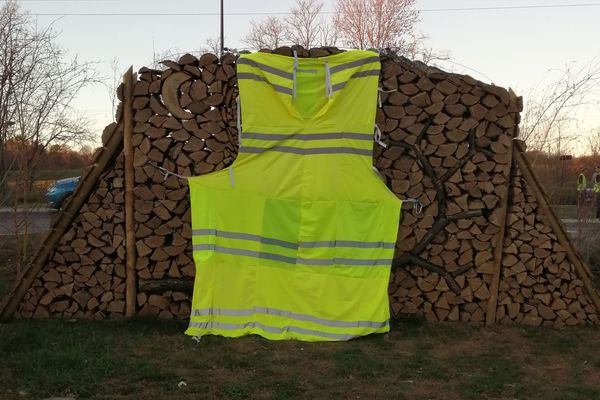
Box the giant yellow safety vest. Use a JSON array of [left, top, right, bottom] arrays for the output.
[[185, 50, 402, 341]]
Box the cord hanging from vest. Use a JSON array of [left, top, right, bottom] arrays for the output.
[[403, 198, 423, 215], [378, 87, 398, 108], [292, 50, 298, 100], [147, 161, 188, 180], [324, 62, 333, 98], [374, 125, 387, 148], [147, 160, 235, 188]]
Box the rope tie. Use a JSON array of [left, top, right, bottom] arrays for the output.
[[378, 87, 398, 108], [147, 161, 188, 180], [374, 125, 387, 148], [403, 198, 423, 215]]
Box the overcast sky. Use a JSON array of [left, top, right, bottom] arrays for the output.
[[11, 0, 600, 153]]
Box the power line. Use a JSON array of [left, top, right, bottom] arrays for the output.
[[3, 2, 600, 16]]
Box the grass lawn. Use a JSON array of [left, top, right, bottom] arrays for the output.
[[0, 318, 598, 400]]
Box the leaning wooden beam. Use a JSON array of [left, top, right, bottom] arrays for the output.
[[513, 143, 600, 314], [139, 279, 194, 294], [485, 133, 516, 326], [0, 120, 124, 320], [123, 66, 137, 317]]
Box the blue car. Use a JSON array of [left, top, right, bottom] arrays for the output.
[[46, 176, 80, 209]]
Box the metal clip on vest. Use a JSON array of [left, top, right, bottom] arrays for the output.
[[403, 198, 423, 215]]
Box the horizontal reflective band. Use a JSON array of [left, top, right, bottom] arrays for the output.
[[192, 244, 392, 266], [237, 58, 293, 79], [242, 132, 373, 141], [239, 146, 371, 156], [237, 72, 293, 95], [191, 307, 389, 329], [193, 229, 297, 249], [352, 69, 380, 78], [300, 240, 395, 249], [188, 320, 361, 341], [193, 229, 395, 250], [332, 70, 380, 92], [330, 56, 380, 73]]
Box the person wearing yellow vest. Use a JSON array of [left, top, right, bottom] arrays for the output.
[[594, 166, 600, 218], [577, 172, 587, 192], [185, 50, 402, 341]]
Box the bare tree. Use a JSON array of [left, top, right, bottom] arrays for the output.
[[203, 37, 222, 55], [333, 0, 420, 52], [521, 60, 600, 157], [243, 16, 288, 50], [285, 0, 325, 49], [0, 0, 98, 275]]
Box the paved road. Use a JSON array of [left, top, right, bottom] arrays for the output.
[[0, 210, 595, 238], [0, 208, 57, 236], [561, 218, 600, 237]]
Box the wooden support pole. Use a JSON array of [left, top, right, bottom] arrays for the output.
[[0, 123, 124, 320], [485, 133, 516, 326], [514, 146, 600, 315], [123, 66, 137, 317], [139, 279, 194, 294]]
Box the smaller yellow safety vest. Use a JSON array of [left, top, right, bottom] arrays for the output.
[[594, 173, 600, 193], [578, 173, 587, 192]]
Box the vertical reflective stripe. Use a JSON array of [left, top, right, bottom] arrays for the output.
[[292, 50, 298, 100], [236, 95, 242, 147], [228, 166, 235, 187], [325, 62, 333, 98]]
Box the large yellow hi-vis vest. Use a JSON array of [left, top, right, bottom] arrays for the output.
[[185, 50, 402, 342]]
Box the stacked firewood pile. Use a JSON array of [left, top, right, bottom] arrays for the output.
[[11, 46, 599, 324], [17, 124, 128, 318], [494, 150, 599, 325]]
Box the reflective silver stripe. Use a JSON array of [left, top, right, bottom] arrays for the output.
[[239, 146, 371, 156], [330, 56, 379, 73], [193, 229, 395, 250], [352, 69, 380, 78], [192, 244, 392, 266], [193, 229, 297, 249], [191, 307, 389, 329], [237, 58, 293, 79], [242, 132, 373, 141], [332, 82, 346, 92], [188, 320, 363, 341], [299, 240, 395, 249], [332, 70, 380, 92], [237, 72, 293, 95]]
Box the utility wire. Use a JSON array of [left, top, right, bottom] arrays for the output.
[[4, 3, 600, 16]]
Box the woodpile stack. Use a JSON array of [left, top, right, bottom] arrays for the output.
[[17, 125, 128, 318], [493, 146, 599, 326], [8, 45, 599, 325]]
